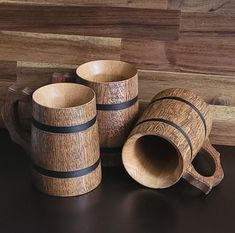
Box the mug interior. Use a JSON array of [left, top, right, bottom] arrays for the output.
[[76, 60, 137, 83], [123, 135, 183, 188], [32, 83, 94, 109]]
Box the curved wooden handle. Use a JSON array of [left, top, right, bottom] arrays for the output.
[[183, 138, 224, 194], [1, 84, 33, 155]]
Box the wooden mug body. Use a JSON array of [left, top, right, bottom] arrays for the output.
[[31, 83, 101, 197], [76, 60, 138, 166], [122, 88, 212, 189]]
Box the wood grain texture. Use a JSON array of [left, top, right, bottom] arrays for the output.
[[2, 65, 234, 146], [0, 61, 17, 127], [0, 61, 17, 82], [210, 105, 235, 146], [2, 83, 102, 196], [123, 88, 223, 194], [0, 0, 168, 9], [0, 4, 180, 40], [168, 0, 235, 12], [138, 70, 235, 106], [139, 101, 235, 146], [76, 60, 138, 166], [180, 12, 235, 33], [17, 62, 77, 88], [0, 31, 121, 65], [121, 35, 235, 75]]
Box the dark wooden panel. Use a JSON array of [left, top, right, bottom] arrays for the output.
[[121, 39, 175, 70], [168, 0, 235, 12], [0, 61, 17, 81], [1, 0, 168, 9], [0, 4, 180, 40], [121, 35, 235, 75], [165, 35, 235, 75], [0, 31, 121, 64], [181, 12, 235, 33]]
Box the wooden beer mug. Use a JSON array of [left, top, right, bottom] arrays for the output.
[[76, 60, 138, 166], [122, 88, 224, 194], [2, 83, 101, 197]]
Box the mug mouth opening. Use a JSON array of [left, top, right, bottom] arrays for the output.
[[76, 60, 137, 83], [32, 83, 95, 109], [122, 134, 184, 189]]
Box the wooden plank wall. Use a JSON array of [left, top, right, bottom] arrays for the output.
[[0, 0, 235, 145]]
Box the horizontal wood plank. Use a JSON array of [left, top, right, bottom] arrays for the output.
[[210, 105, 235, 146], [138, 70, 235, 106], [181, 12, 235, 33], [121, 35, 235, 75], [0, 31, 121, 64], [0, 0, 168, 9], [168, 0, 235, 12], [0, 4, 179, 40]]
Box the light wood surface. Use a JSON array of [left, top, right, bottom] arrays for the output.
[[0, 31, 121, 65], [123, 88, 224, 194], [138, 70, 235, 106], [2, 83, 101, 196], [76, 60, 138, 166]]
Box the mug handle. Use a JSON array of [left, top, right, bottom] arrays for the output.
[[182, 138, 224, 194], [1, 84, 33, 156]]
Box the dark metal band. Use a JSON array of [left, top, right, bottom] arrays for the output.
[[32, 116, 96, 134], [32, 158, 101, 178], [150, 96, 207, 137], [96, 96, 138, 111], [100, 147, 122, 154], [136, 118, 193, 158]]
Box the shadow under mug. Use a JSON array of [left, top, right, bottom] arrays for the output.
[[76, 60, 139, 166], [2, 83, 101, 197], [122, 88, 224, 194]]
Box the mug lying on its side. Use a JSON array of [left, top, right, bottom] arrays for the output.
[[122, 88, 224, 194], [2, 83, 101, 197]]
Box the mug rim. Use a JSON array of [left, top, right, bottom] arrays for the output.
[[76, 60, 138, 84], [122, 132, 185, 189], [32, 83, 96, 110]]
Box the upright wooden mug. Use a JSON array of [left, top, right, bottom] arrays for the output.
[[2, 83, 101, 197], [76, 60, 138, 166], [122, 88, 224, 194]]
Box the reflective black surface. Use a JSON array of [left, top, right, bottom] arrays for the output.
[[0, 129, 234, 233]]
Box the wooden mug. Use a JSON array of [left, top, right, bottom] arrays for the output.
[[122, 88, 224, 194], [2, 83, 101, 197], [76, 60, 138, 166]]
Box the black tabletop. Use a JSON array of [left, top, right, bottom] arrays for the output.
[[0, 129, 235, 233]]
